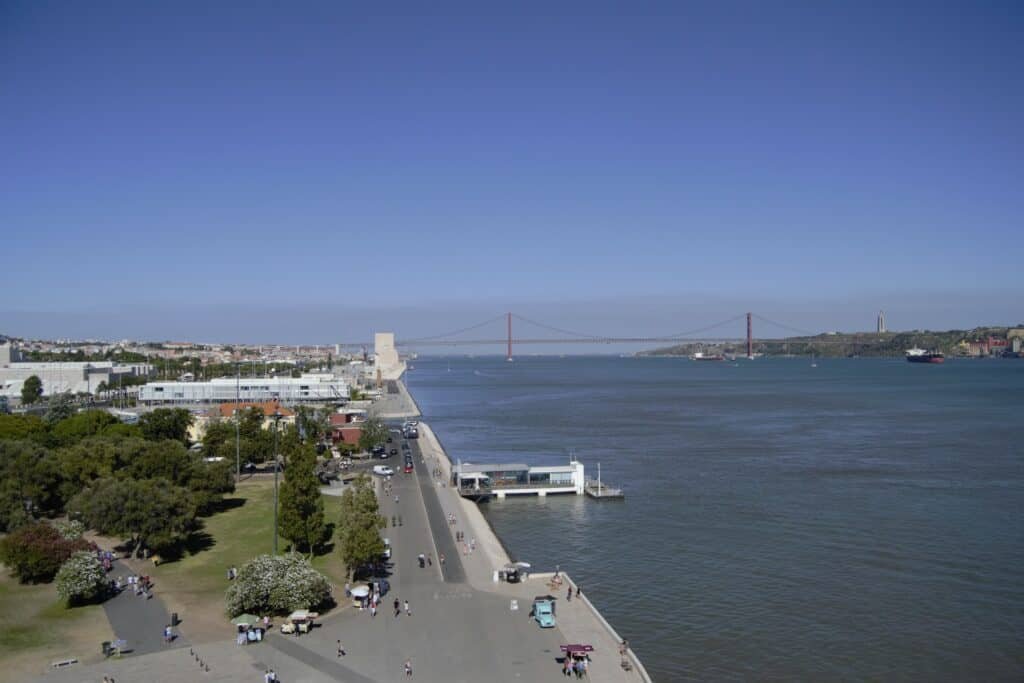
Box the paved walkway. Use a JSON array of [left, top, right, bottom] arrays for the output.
[[102, 559, 189, 657]]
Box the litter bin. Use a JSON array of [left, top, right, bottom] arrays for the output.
[[171, 612, 179, 626], [102, 641, 111, 657]]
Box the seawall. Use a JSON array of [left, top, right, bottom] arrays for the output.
[[416, 419, 653, 682]]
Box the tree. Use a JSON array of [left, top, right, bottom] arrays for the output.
[[55, 551, 108, 606], [278, 444, 329, 555], [224, 554, 332, 617], [357, 418, 388, 453], [0, 440, 63, 531], [0, 522, 95, 583], [21, 375, 43, 404], [336, 475, 385, 572], [57, 435, 145, 502], [51, 410, 118, 447], [69, 477, 196, 556], [0, 414, 49, 443], [138, 408, 193, 444], [44, 394, 76, 424]]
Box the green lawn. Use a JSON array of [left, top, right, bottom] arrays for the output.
[[0, 569, 113, 677], [146, 479, 350, 637]]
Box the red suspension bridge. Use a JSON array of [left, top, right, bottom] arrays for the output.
[[340, 312, 875, 361]]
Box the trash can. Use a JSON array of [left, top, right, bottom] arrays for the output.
[[171, 612, 179, 626], [102, 641, 111, 657]]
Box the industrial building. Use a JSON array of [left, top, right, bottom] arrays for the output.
[[0, 342, 151, 399], [138, 373, 349, 405]]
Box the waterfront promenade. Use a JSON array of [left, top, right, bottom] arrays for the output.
[[29, 379, 649, 682]]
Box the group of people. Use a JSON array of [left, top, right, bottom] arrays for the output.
[[262, 668, 278, 682], [566, 585, 581, 602], [562, 655, 589, 678], [114, 573, 152, 598]]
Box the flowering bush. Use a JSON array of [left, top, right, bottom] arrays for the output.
[[55, 551, 108, 606], [225, 553, 332, 617], [0, 522, 95, 583], [53, 519, 86, 540]]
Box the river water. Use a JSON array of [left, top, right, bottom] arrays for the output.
[[408, 355, 1024, 682]]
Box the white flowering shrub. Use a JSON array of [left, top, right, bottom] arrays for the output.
[[225, 554, 332, 617], [54, 519, 86, 540], [55, 551, 107, 606]]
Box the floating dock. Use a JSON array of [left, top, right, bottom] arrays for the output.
[[584, 478, 624, 499]]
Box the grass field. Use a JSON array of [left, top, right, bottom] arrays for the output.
[[0, 569, 113, 680], [143, 478, 351, 641]]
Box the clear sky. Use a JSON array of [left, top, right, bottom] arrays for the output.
[[2, 1, 1021, 345]]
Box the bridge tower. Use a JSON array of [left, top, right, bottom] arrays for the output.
[[506, 312, 513, 362], [746, 312, 753, 359]]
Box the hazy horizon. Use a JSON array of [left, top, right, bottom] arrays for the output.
[[3, 4, 1021, 346]]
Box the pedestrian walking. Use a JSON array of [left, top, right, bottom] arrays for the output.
[[567, 587, 572, 602], [394, 598, 400, 617], [427, 553, 432, 566], [404, 599, 411, 616], [404, 658, 413, 677], [337, 639, 345, 657], [576, 585, 581, 599], [371, 603, 377, 618]]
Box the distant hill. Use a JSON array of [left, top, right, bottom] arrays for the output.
[[641, 326, 1015, 358]]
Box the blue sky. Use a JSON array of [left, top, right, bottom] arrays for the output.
[[1, 1, 1021, 345]]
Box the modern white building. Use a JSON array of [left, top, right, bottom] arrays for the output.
[[0, 342, 151, 398], [454, 460, 586, 499], [138, 373, 349, 404]]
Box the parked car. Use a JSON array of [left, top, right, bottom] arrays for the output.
[[382, 538, 391, 560], [533, 599, 556, 628]]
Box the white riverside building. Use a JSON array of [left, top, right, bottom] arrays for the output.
[[454, 460, 586, 499], [139, 374, 349, 405]]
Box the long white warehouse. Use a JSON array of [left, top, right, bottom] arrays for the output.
[[139, 374, 348, 404]]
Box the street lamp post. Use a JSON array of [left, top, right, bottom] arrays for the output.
[[235, 363, 241, 483], [272, 412, 282, 555]]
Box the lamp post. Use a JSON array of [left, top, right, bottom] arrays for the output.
[[272, 411, 282, 555], [235, 362, 241, 483]]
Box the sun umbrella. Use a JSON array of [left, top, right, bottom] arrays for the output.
[[232, 614, 261, 626], [350, 585, 370, 598]]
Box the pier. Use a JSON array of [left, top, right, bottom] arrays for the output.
[[584, 463, 625, 499]]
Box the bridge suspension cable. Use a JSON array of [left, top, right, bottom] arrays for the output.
[[510, 313, 606, 340], [751, 314, 816, 337], [401, 314, 507, 343], [661, 314, 748, 339]]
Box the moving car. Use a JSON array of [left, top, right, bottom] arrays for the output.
[[403, 461, 414, 474], [372, 465, 394, 477], [533, 598, 556, 628], [382, 538, 391, 560]]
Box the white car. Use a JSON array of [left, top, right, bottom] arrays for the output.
[[372, 465, 394, 477]]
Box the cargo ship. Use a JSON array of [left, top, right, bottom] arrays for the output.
[[905, 347, 945, 364]]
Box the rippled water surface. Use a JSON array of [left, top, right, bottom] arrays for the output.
[[408, 356, 1024, 682]]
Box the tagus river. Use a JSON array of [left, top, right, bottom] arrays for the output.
[[408, 355, 1024, 682]]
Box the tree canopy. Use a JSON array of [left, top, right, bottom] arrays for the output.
[[138, 408, 193, 444], [69, 477, 197, 555], [21, 375, 43, 404], [336, 475, 385, 572], [357, 418, 389, 453], [278, 443, 329, 555]]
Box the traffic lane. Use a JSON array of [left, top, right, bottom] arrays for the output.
[[384, 464, 442, 590], [408, 437, 467, 584]]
